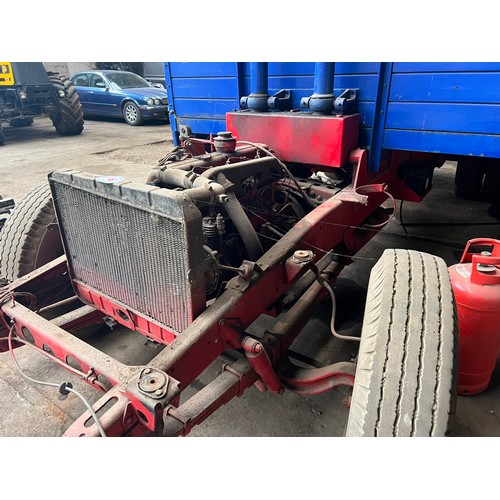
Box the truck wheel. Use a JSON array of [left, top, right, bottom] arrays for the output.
[[9, 117, 34, 127], [0, 183, 63, 280], [481, 159, 500, 204], [346, 249, 458, 437], [454, 156, 487, 200], [47, 72, 84, 136]]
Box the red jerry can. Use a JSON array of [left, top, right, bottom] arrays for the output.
[[448, 238, 500, 396]]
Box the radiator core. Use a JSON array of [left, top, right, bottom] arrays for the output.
[[49, 171, 206, 335]]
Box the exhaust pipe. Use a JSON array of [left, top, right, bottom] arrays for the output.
[[240, 62, 270, 112], [301, 62, 335, 114]]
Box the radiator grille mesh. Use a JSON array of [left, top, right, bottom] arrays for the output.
[[53, 183, 193, 333]]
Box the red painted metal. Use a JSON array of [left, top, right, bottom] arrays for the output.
[[278, 358, 356, 395], [226, 112, 360, 169], [242, 336, 283, 394], [449, 238, 500, 396], [162, 358, 259, 437], [2, 300, 132, 388], [62, 389, 147, 437], [75, 283, 178, 344]]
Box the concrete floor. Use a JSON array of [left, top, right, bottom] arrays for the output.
[[0, 116, 499, 437]]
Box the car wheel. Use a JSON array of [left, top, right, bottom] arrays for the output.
[[346, 248, 458, 437], [123, 101, 144, 126]]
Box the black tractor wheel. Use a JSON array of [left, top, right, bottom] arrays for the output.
[[122, 101, 144, 126], [0, 123, 5, 146], [47, 72, 84, 136], [346, 249, 458, 437], [9, 117, 34, 127], [0, 183, 63, 280]]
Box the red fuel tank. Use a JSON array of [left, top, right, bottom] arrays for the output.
[[448, 238, 500, 396]]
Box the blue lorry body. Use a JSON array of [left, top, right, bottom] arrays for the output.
[[164, 62, 500, 171]]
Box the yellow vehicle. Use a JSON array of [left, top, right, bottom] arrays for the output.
[[0, 62, 84, 145], [0, 62, 14, 85]]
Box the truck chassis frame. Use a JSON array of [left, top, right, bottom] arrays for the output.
[[0, 147, 405, 437]]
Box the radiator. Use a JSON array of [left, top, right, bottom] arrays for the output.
[[49, 170, 206, 335]]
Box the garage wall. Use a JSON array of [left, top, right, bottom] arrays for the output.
[[43, 62, 97, 77]]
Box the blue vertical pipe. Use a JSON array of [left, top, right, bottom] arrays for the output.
[[240, 62, 270, 111], [251, 62, 268, 97], [314, 62, 334, 96], [301, 62, 335, 114]]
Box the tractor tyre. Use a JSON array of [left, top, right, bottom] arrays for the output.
[[47, 72, 84, 136], [346, 249, 458, 437], [0, 183, 63, 280]]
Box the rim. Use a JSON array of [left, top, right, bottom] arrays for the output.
[[125, 103, 138, 123]]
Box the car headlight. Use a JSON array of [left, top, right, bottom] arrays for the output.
[[161, 97, 168, 105], [146, 98, 154, 106], [154, 98, 160, 105]]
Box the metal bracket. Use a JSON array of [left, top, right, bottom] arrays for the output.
[[218, 318, 243, 348], [334, 88, 359, 116], [178, 124, 192, 139], [267, 89, 292, 110], [221, 363, 246, 396], [165, 406, 193, 435], [137, 367, 170, 399], [335, 189, 369, 205], [237, 260, 263, 281]]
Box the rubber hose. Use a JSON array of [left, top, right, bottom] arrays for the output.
[[224, 190, 264, 261]]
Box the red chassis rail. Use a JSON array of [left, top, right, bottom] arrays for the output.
[[1, 148, 402, 437]]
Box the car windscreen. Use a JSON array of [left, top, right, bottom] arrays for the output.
[[106, 72, 151, 89]]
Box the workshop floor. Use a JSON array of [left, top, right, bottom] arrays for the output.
[[1, 116, 499, 437]]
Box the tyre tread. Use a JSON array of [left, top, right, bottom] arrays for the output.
[[0, 183, 60, 280], [346, 249, 458, 437], [47, 72, 84, 136]]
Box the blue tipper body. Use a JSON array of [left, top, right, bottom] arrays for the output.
[[164, 62, 500, 171]]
